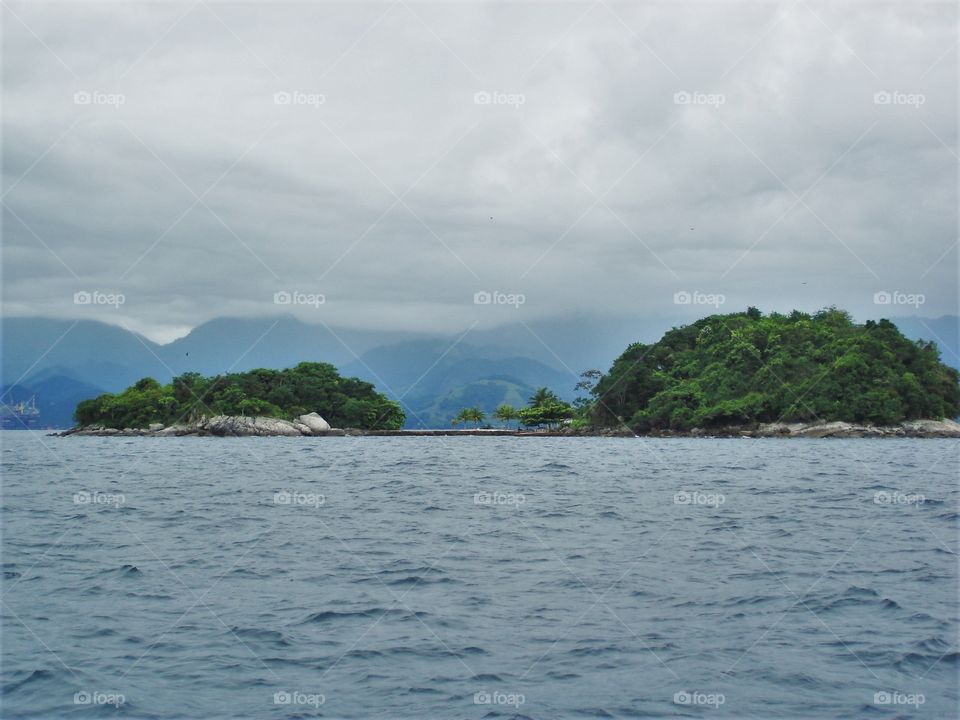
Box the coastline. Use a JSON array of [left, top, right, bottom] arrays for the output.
[[53, 417, 960, 438]]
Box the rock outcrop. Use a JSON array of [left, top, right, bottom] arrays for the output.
[[58, 415, 347, 437], [298, 412, 331, 433], [54, 417, 960, 438], [198, 415, 309, 437], [752, 419, 960, 438]]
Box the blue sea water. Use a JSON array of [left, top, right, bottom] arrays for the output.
[[1, 432, 957, 719]]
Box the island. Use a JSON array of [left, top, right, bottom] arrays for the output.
[[59, 308, 960, 438], [588, 307, 959, 436], [64, 362, 404, 435]]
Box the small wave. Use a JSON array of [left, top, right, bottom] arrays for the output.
[[98, 564, 141, 578], [229, 627, 290, 645], [2, 669, 57, 694], [301, 610, 376, 623], [471, 673, 503, 682], [386, 575, 456, 586], [300, 607, 422, 624], [546, 671, 580, 680]]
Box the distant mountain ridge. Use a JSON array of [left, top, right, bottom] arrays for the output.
[[1, 316, 581, 428], [2, 313, 956, 428]]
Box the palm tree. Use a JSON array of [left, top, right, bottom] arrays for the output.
[[494, 403, 518, 428], [529, 387, 560, 408], [465, 407, 485, 428]]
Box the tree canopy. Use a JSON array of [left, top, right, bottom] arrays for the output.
[[591, 308, 960, 431], [74, 362, 405, 430], [451, 386, 574, 430], [452, 407, 485, 428]]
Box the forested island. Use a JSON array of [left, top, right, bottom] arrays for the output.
[[73, 362, 405, 431], [590, 308, 959, 432], [64, 308, 959, 438]]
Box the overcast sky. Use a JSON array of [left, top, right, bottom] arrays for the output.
[[2, 0, 957, 343]]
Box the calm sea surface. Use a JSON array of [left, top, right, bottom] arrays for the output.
[[1, 432, 958, 719]]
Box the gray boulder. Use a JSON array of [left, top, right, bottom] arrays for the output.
[[298, 412, 332, 434], [197, 415, 307, 437], [901, 419, 960, 438]]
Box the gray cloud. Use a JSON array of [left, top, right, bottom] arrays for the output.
[[2, 0, 956, 343]]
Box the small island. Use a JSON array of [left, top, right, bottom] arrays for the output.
[[64, 362, 404, 436], [60, 308, 960, 438], [589, 307, 959, 432]]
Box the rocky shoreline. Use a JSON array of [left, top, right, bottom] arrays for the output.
[[53, 415, 960, 438], [593, 419, 960, 439], [56, 413, 353, 438]]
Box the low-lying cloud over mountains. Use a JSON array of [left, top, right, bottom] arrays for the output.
[[2, 2, 957, 343]]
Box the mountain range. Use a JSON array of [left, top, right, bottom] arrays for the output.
[[2, 313, 956, 429]]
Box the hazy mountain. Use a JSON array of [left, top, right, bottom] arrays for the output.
[[2, 313, 956, 428], [406, 378, 540, 429], [1, 372, 106, 428], [343, 339, 576, 399], [158, 317, 430, 379], [1, 318, 167, 392]]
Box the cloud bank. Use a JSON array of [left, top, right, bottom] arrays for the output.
[[2, 0, 956, 342]]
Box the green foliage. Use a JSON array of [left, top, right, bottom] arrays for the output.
[[73, 362, 405, 430], [518, 402, 574, 429], [593, 309, 960, 431], [452, 387, 573, 430], [528, 387, 561, 408], [494, 403, 519, 427], [451, 406, 485, 428]]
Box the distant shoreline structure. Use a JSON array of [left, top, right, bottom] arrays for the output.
[[54, 417, 960, 438]]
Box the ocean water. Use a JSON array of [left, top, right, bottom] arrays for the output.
[[1, 432, 957, 719]]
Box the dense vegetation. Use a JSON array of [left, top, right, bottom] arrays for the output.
[[592, 308, 960, 432], [453, 386, 575, 429], [74, 362, 405, 430]]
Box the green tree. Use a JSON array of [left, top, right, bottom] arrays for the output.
[[494, 403, 519, 427], [591, 307, 960, 432], [529, 387, 561, 408], [519, 401, 574, 430], [73, 362, 406, 430], [464, 407, 485, 428]]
